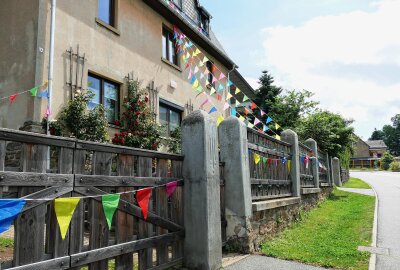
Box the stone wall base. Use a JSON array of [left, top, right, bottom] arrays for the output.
[[229, 186, 333, 253]]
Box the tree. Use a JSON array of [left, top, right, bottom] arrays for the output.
[[381, 151, 394, 170], [369, 128, 385, 140], [296, 110, 354, 157], [112, 79, 162, 150], [269, 90, 319, 130], [254, 70, 282, 116]]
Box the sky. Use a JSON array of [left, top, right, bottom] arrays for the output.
[[201, 0, 400, 139]]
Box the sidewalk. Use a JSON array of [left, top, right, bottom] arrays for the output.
[[224, 255, 332, 270], [337, 187, 375, 196]]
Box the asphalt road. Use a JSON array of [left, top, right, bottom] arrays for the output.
[[351, 171, 400, 269]]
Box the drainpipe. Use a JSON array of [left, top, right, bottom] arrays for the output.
[[226, 65, 238, 116], [46, 0, 56, 135]]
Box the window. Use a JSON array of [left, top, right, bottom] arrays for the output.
[[98, 0, 115, 26], [206, 60, 214, 87], [88, 74, 119, 124], [162, 27, 178, 66], [159, 101, 182, 136]]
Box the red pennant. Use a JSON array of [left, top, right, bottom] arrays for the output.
[[136, 188, 152, 220], [166, 181, 178, 197], [251, 102, 256, 110], [185, 63, 190, 69], [217, 94, 222, 101], [267, 158, 272, 165], [244, 108, 250, 115], [8, 94, 18, 103], [211, 65, 217, 73]]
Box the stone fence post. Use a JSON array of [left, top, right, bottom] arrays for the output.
[[332, 157, 342, 186], [326, 154, 332, 186], [181, 110, 222, 270], [218, 116, 253, 253], [281, 130, 301, 197], [305, 138, 319, 188]]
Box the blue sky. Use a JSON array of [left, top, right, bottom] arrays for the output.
[[201, 0, 400, 139]]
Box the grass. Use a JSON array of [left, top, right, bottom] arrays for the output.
[[343, 178, 371, 189], [0, 238, 13, 249], [262, 188, 375, 270]]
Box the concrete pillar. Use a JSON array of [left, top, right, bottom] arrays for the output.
[[281, 130, 301, 197], [181, 110, 221, 270], [218, 116, 253, 253], [332, 157, 342, 186], [326, 154, 332, 186], [305, 138, 319, 188]]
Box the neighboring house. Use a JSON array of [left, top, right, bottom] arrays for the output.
[[352, 135, 387, 158], [1, 0, 252, 137]]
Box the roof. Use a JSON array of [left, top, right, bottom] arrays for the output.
[[366, 140, 387, 149], [229, 69, 256, 100], [144, 0, 236, 69]]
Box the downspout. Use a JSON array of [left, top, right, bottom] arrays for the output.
[[226, 64, 238, 116], [46, 0, 56, 135]]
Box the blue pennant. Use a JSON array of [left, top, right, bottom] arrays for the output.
[[0, 199, 26, 233], [266, 116, 272, 124], [208, 107, 217, 114], [37, 90, 49, 99], [231, 108, 237, 116]]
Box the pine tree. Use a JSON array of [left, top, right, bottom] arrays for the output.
[[112, 79, 161, 150]]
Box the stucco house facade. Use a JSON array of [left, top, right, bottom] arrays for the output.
[[1, 0, 253, 137], [352, 135, 388, 159]]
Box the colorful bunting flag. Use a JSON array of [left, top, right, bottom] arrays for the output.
[[8, 94, 18, 103], [235, 88, 241, 94], [275, 123, 280, 130], [208, 107, 217, 114], [218, 84, 224, 92], [192, 79, 199, 89], [254, 118, 260, 125], [219, 73, 226, 80], [226, 93, 232, 100], [266, 117, 272, 124], [200, 98, 209, 108], [194, 66, 199, 74], [0, 199, 26, 234], [243, 95, 249, 102], [262, 156, 267, 165], [235, 100, 240, 107], [282, 157, 287, 164], [248, 122, 254, 128], [261, 111, 266, 116], [210, 87, 216, 95], [55, 198, 80, 240], [136, 188, 152, 220], [166, 181, 178, 197], [239, 116, 245, 122], [223, 102, 230, 111], [251, 102, 256, 110], [244, 108, 250, 115], [275, 135, 281, 140], [254, 153, 261, 164], [263, 125, 269, 132], [30, 87, 38, 97], [231, 108, 237, 116], [216, 115, 224, 126], [288, 160, 291, 171], [102, 194, 120, 230], [212, 76, 217, 84], [227, 80, 233, 87], [217, 94, 222, 101]]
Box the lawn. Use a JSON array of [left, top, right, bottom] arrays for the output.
[[262, 188, 375, 270], [343, 177, 371, 189]]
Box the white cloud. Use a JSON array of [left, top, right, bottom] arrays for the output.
[[244, 76, 260, 90], [261, 0, 400, 138]]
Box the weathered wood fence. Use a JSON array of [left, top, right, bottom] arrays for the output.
[[0, 128, 184, 270]]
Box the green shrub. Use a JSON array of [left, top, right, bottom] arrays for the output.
[[381, 151, 394, 170], [390, 161, 400, 172]]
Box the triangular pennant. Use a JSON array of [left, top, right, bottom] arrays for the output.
[[239, 116, 245, 122], [166, 181, 178, 197], [260, 110, 266, 116], [236, 100, 241, 107], [212, 76, 217, 84], [231, 108, 237, 116], [247, 122, 254, 128], [243, 95, 249, 102], [228, 80, 233, 87], [0, 199, 26, 234], [275, 135, 281, 140], [216, 115, 224, 126], [254, 118, 260, 125], [266, 116, 272, 124], [275, 123, 280, 130], [202, 55, 209, 64], [185, 63, 190, 70], [200, 98, 209, 108], [218, 84, 225, 92], [194, 66, 199, 74], [45, 108, 51, 117], [219, 73, 226, 80], [251, 102, 256, 110], [193, 48, 201, 56], [235, 88, 241, 95], [198, 61, 204, 68], [210, 87, 216, 96], [200, 73, 204, 80], [263, 125, 269, 132], [30, 87, 38, 97], [226, 93, 232, 100], [8, 94, 18, 103], [208, 107, 217, 114], [254, 153, 261, 164], [288, 160, 291, 171], [282, 157, 287, 164], [55, 198, 80, 240], [244, 108, 250, 115], [267, 158, 272, 165], [217, 94, 222, 101], [102, 194, 120, 230], [262, 156, 267, 165], [192, 79, 199, 89], [223, 102, 230, 111], [136, 188, 152, 220], [188, 69, 193, 80]]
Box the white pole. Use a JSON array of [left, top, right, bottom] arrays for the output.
[[46, 0, 56, 135]]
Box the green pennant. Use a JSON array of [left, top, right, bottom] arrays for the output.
[[30, 87, 38, 97], [102, 194, 120, 230]]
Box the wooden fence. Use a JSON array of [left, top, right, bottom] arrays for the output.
[[298, 142, 313, 188], [318, 150, 329, 185], [0, 128, 184, 270], [247, 128, 292, 201]]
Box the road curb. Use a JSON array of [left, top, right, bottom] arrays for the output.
[[369, 184, 379, 270]]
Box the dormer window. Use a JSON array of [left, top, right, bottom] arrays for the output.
[[199, 9, 210, 35], [172, 0, 182, 9]]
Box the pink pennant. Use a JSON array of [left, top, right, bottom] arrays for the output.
[[254, 118, 260, 125], [194, 66, 199, 74], [212, 76, 217, 84], [223, 102, 230, 110], [166, 181, 178, 197], [260, 111, 266, 116], [219, 73, 226, 80], [200, 98, 209, 108], [45, 108, 51, 117], [188, 69, 192, 79]]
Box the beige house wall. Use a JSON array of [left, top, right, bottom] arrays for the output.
[[352, 137, 370, 158], [1, 0, 228, 135]]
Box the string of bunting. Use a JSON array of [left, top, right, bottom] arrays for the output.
[[0, 180, 180, 240], [173, 27, 283, 139]]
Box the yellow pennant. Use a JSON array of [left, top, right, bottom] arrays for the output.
[[192, 79, 199, 89], [239, 116, 245, 122], [193, 48, 201, 56], [225, 93, 232, 100], [55, 198, 80, 240], [288, 160, 291, 171], [216, 116, 224, 126], [254, 153, 261, 164], [275, 123, 280, 130], [235, 88, 241, 94], [210, 87, 216, 95], [248, 122, 254, 128], [275, 135, 281, 140]]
